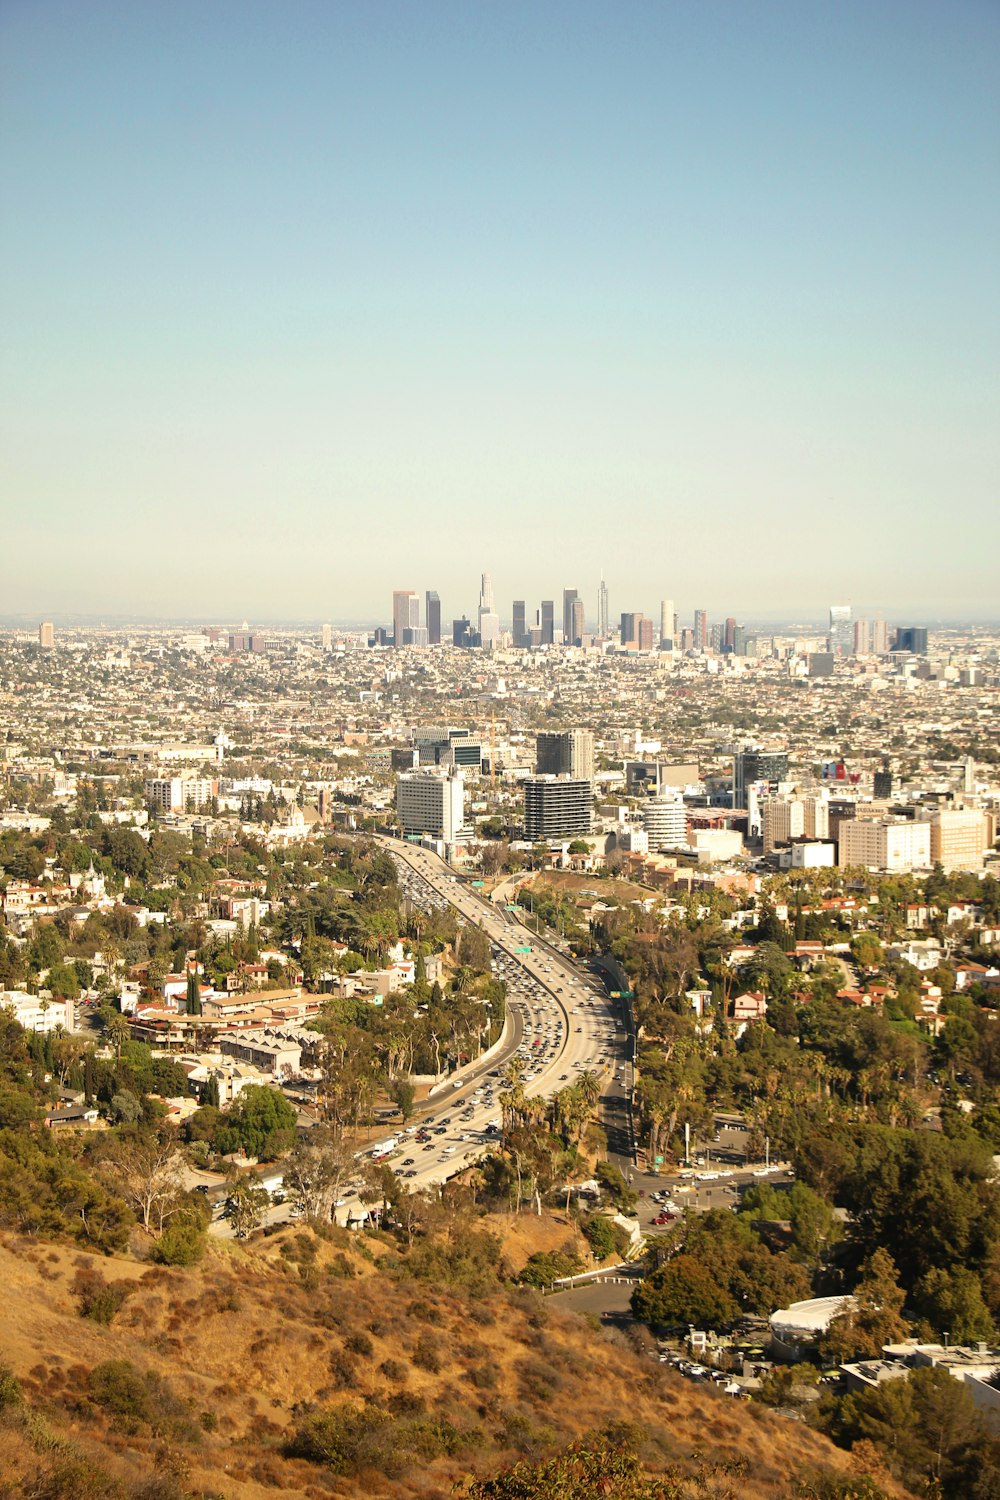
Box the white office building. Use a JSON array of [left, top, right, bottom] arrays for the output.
[[396, 767, 467, 843]]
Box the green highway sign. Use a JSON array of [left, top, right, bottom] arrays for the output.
[[655, 1155, 665, 1165], [472, 880, 484, 887], [515, 945, 531, 954]]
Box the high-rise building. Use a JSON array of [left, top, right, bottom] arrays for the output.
[[425, 591, 441, 646], [659, 599, 674, 649], [733, 746, 789, 808], [918, 808, 988, 872], [396, 766, 467, 843], [540, 600, 555, 645], [872, 618, 890, 654], [853, 618, 871, 655], [321, 623, 332, 650], [637, 615, 653, 652], [563, 588, 579, 645], [598, 576, 609, 639], [477, 574, 498, 648], [809, 653, 835, 678], [570, 597, 585, 646], [523, 776, 593, 842], [838, 817, 931, 872], [723, 617, 737, 653], [893, 626, 929, 654], [452, 617, 472, 647], [873, 769, 893, 799], [620, 612, 636, 646], [392, 590, 419, 648], [828, 604, 853, 656], [536, 729, 594, 784], [38, 622, 54, 649], [512, 600, 527, 648], [693, 610, 708, 651]]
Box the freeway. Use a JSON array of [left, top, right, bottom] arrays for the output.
[[209, 836, 631, 1236]]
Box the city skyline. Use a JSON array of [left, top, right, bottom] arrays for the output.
[[2, 2, 998, 619]]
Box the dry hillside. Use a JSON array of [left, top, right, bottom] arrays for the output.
[[0, 1226, 902, 1499]]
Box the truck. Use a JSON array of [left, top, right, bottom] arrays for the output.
[[370, 1137, 398, 1160]]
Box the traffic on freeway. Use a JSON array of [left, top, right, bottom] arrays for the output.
[[210, 835, 632, 1235]]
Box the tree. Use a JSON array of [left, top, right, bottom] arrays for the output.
[[631, 1253, 739, 1331], [283, 1128, 355, 1222], [99, 1133, 186, 1234], [226, 1177, 270, 1239], [913, 1266, 995, 1345], [389, 1077, 416, 1121], [104, 1012, 131, 1059], [820, 1250, 908, 1363], [215, 1084, 298, 1160], [185, 968, 202, 1016]]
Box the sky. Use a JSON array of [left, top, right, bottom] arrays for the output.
[[1, 0, 998, 627]]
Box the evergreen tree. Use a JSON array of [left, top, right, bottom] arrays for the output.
[[186, 968, 202, 1016]]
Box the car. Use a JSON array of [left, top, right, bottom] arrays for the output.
[[402, 1157, 415, 1165], [403, 1169, 417, 1178]]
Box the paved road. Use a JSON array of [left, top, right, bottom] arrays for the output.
[[210, 836, 632, 1236]]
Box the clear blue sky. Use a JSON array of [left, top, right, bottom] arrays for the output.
[[1, 0, 997, 626]]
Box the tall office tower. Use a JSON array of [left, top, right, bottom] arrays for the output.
[[536, 729, 594, 784], [321, 623, 332, 650], [637, 615, 653, 651], [709, 623, 723, 652], [724, 617, 737, 652], [620, 612, 637, 646], [598, 576, 609, 638], [425, 591, 441, 645], [477, 573, 499, 647], [392, 590, 419, 647], [523, 776, 593, 842], [693, 609, 708, 651], [733, 625, 747, 656], [871, 618, 889, 654], [893, 626, 929, 654], [570, 597, 585, 646], [853, 618, 871, 655], [452, 617, 471, 646], [732, 745, 789, 808], [512, 600, 527, 648], [659, 598, 674, 649], [396, 766, 466, 843], [540, 600, 555, 645], [873, 768, 893, 799], [562, 588, 579, 645], [828, 604, 853, 656], [38, 622, 54, 649]]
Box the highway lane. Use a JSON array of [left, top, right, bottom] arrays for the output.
[[210, 837, 631, 1236]]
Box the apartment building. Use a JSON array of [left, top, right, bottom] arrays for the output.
[[919, 807, 989, 873]]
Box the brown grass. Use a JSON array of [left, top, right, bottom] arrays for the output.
[[0, 1228, 907, 1499]]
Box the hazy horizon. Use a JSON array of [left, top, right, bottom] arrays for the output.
[[2, 2, 998, 619]]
